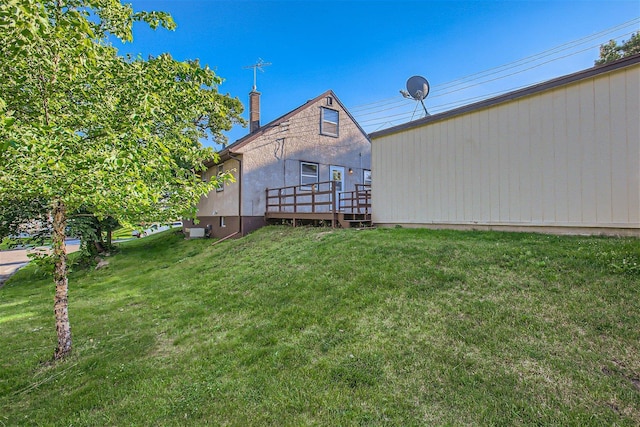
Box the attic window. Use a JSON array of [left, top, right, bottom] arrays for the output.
[[320, 107, 339, 137], [326, 96, 333, 106]]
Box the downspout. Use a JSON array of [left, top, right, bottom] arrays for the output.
[[229, 152, 243, 236]]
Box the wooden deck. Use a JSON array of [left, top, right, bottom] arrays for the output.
[[265, 181, 371, 228]]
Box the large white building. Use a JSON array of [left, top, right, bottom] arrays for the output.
[[370, 54, 640, 236]]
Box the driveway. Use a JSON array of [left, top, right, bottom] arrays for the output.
[[0, 241, 80, 287]]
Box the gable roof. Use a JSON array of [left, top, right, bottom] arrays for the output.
[[217, 89, 369, 161], [370, 53, 640, 139]]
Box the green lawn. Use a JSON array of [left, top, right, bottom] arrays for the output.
[[1, 226, 638, 426]]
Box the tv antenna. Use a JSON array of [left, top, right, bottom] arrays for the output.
[[243, 58, 271, 91], [400, 75, 431, 116]]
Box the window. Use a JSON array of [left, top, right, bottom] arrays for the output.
[[300, 162, 319, 190], [363, 169, 372, 186], [320, 107, 339, 137], [215, 164, 224, 192], [220, 216, 226, 228]]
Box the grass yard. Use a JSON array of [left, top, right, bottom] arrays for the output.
[[1, 226, 638, 426]]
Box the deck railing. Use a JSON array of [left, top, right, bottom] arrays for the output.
[[266, 181, 370, 215], [266, 180, 337, 214], [339, 184, 371, 214]]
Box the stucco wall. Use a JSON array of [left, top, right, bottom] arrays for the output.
[[371, 63, 640, 235]]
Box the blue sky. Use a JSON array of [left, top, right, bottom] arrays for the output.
[[114, 0, 639, 148]]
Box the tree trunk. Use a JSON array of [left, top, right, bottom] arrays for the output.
[[52, 199, 72, 360]]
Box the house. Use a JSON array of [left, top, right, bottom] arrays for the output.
[[369, 54, 640, 236], [185, 89, 371, 238]]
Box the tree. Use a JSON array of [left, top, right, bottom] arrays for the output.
[[595, 32, 640, 65], [0, 0, 244, 360]]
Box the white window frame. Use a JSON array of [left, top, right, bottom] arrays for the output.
[[300, 161, 319, 191], [363, 169, 372, 186], [320, 107, 339, 137]]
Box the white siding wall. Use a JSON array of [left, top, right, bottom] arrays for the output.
[[195, 159, 239, 217], [372, 64, 640, 234]]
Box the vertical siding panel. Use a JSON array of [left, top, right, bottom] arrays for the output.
[[626, 68, 640, 225], [431, 123, 440, 221], [401, 131, 412, 222], [431, 123, 441, 221], [381, 137, 389, 222], [461, 114, 472, 221], [456, 117, 462, 222], [371, 138, 381, 222], [395, 132, 404, 222], [470, 113, 482, 220], [493, 105, 509, 222], [517, 100, 532, 222], [553, 88, 569, 223], [455, 117, 463, 222], [445, 119, 455, 221], [435, 122, 443, 221], [377, 137, 388, 222], [488, 108, 500, 222], [415, 126, 433, 222], [565, 82, 583, 224], [382, 134, 392, 222], [579, 80, 597, 224], [479, 109, 491, 222], [506, 102, 519, 221], [422, 126, 430, 221], [402, 132, 412, 222], [540, 93, 556, 223], [392, 133, 402, 222], [448, 118, 456, 222], [413, 129, 422, 223], [529, 96, 543, 223], [594, 76, 613, 223], [403, 131, 413, 222], [411, 130, 419, 222], [436, 121, 444, 222], [609, 71, 629, 223]]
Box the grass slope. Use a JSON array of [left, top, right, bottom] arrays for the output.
[[1, 226, 639, 426]]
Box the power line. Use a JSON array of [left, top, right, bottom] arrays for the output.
[[351, 25, 639, 130], [348, 18, 639, 119]]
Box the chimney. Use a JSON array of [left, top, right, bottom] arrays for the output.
[[249, 90, 260, 133]]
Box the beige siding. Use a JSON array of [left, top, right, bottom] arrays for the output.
[[195, 159, 240, 217], [372, 63, 640, 235]]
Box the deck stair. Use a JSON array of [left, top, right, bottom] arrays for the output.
[[337, 213, 372, 229]]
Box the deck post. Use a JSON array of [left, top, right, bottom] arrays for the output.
[[331, 181, 337, 228], [293, 185, 297, 213]]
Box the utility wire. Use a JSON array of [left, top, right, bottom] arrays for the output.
[[348, 18, 639, 116], [352, 26, 638, 130]]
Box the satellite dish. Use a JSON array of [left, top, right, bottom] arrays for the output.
[[406, 76, 430, 100], [400, 75, 431, 117]]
